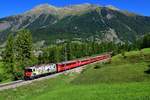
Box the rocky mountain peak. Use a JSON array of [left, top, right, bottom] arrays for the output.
[[34, 3, 58, 10], [66, 3, 99, 10], [25, 3, 59, 15], [106, 5, 120, 11]]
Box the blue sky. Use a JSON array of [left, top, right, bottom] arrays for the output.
[[0, 0, 150, 18]]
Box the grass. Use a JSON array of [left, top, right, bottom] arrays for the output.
[[0, 48, 150, 100], [0, 62, 3, 73], [0, 75, 150, 100], [26, 82, 150, 100], [141, 48, 150, 54], [112, 48, 150, 64], [0, 62, 4, 82], [0, 62, 15, 83], [34, 83, 150, 100], [72, 62, 150, 84], [0, 62, 11, 83]]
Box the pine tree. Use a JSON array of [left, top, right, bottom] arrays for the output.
[[3, 33, 15, 79], [54, 46, 61, 63], [48, 48, 55, 63], [141, 34, 150, 49], [15, 29, 33, 69], [38, 53, 43, 64], [66, 42, 72, 60]]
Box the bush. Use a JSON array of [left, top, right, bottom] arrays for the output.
[[94, 65, 101, 69], [0, 73, 3, 82], [121, 50, 127, 59], [14, 71, 23, 80]]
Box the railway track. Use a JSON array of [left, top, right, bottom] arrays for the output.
[[0, 80, 24, 88], [0, 58, 110, 91]]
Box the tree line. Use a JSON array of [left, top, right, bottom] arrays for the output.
[[38, 42, 128, 64]]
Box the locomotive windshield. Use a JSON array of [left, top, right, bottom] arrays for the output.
[[25, 69, 32, 72]]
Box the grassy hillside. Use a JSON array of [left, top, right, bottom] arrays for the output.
[[1, 75, 150, 100], [0, 48, 150, 100], [72, 48, 150, 84]]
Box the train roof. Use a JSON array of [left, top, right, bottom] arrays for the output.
[[57, 60, 79, 65], [57, 53, 110, 65], [25, 63, 56, 69]]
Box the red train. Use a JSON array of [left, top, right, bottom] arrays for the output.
[[24, 53, 111, 80]]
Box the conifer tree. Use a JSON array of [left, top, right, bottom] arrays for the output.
[[3, 33, 15, 79], [141, 34, 150, 48], [15, 29, 33, 69]]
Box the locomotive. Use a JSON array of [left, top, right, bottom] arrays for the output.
[[24, 53, 111, 80]]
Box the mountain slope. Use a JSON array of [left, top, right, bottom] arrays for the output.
[[0, 4, 150, 44]]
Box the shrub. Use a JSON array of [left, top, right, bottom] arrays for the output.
[[94, 64, 102, 69], [14, 71, 23, 80], [121, 50, 127, 59], [0, 73, 3, 82]]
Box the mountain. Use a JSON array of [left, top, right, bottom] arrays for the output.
[[0, 3, 150, 44]]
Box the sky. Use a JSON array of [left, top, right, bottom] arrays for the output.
[[0, 0, 150, 18]]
